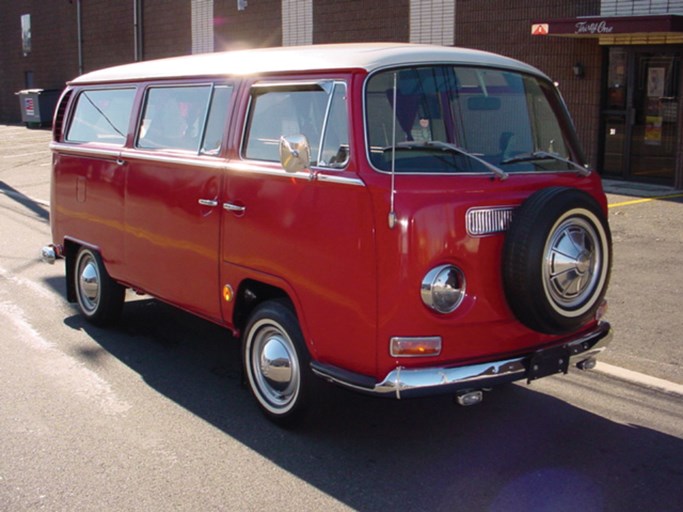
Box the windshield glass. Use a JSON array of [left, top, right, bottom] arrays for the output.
[[365, 65, 581, 174]]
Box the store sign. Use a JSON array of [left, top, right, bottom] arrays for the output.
[[575, 20, 614, 35]]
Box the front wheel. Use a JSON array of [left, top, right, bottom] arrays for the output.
[[242, 300, 313, 425], [73, 247, 125, 326]]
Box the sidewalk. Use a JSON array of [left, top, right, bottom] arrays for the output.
[[602, 178, 681, 198]]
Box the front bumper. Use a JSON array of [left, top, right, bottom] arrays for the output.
[[311, 321, 612, 399]]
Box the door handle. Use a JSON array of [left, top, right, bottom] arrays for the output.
[[223, 202, 246, 214], [198, 199, 218, 207]]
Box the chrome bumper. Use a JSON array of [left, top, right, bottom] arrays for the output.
[[40, 244, 58, 264], [311, 321, 612, 399]]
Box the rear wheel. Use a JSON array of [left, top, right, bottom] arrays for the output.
[[73, 247, 125, 326], [242, 300, 313, 425]]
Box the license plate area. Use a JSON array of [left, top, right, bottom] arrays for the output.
[[526, 345, 570, 383]]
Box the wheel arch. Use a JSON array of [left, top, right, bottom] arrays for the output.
[[233, 278, 296, 333]]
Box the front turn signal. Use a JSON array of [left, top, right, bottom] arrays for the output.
[[390, 336, 442, 357]]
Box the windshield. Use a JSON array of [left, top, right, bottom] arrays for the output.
[[365, 65, 583, 174]]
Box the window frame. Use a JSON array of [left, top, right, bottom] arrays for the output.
[[241, 79, 350, 170], [134, 81, 234, 155], [363, 65, 584, 175]]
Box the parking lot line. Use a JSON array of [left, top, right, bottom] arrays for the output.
[[608, 193, 683, 209]]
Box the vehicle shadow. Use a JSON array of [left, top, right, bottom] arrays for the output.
[[61, 296, 683, 512]]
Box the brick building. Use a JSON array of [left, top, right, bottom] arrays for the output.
[[1, 0, 681, 187]]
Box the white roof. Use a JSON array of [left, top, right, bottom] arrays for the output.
[[70, 43, 546, 84]]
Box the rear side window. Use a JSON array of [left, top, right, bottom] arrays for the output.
[[66, 88, 135, 145], [244, 81, 349, 168], [137, 84, 233, 153]]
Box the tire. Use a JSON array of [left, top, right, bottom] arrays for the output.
[[503, 187, 612, 335], [242, 300, 313, 425], [73, 247, 125, 326]]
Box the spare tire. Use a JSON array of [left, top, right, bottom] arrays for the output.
[[503, 187, 612, 335]]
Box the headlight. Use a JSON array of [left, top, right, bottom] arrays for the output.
[[421, 265, 466, 314]]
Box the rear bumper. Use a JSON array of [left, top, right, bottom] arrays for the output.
[[311, 321, 612, 399]]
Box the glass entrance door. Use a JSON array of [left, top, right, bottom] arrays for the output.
[[602, 47, 680, 183]]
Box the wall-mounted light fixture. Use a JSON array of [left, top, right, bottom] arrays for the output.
[[573, 62, 585, 78], [237, 0, 248, 10]]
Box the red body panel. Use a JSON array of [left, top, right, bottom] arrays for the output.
[[362, 171, 606, 378], [123, 153, 223, 320]]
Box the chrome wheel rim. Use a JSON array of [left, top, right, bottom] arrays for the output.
[[248, 320, 300, 413], [543, 214, 602, 312], [77, 252, 101, 314]]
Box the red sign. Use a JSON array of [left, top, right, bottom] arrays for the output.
[[531, 23, 549, 36]]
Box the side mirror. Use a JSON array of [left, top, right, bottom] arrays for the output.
[[279, 134, 311, 174]]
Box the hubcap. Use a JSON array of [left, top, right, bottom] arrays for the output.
[[78, 254, 101, 313], [250, 322, 299, 411], [544, 217, 601, 310]]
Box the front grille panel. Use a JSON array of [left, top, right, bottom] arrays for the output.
[[466, 206, 515, 236]]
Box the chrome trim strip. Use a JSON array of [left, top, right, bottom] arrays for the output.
[[227, 162, 365, 187], [120, 150, 226, 170], [50, 142, 121, 159], [311, 322, 612, 399], [315, 173, 365, 187], [466, 206, 516, 237], [50, 143, 365, 186]]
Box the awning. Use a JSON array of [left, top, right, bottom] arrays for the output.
[[531, 14, 683, 44]]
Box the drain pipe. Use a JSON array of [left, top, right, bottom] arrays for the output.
[[133, 0, 143, 61], [76, 0, 83, 74]]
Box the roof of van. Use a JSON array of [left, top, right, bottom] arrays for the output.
[[69, 43, 547, 85]]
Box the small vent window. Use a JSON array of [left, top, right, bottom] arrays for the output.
[[53, 89, 73, 141]]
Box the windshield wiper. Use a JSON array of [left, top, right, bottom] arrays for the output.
[[392, 141, 509, 180], [501, 151, 590, 176]]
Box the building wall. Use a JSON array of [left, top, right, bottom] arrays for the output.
[[0, 1, 79, 123], [313, 0, 409, 43], [214, 1, 283, 50], [143, 0, 193, 59], [0, 0, 607, 169], [80, 0, 134, 72]]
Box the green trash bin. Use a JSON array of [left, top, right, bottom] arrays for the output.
[[15, 88, 60, 128]]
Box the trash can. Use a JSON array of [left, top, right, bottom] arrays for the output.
[[15, 88, 61, 128]]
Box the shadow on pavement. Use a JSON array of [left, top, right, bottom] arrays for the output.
[[53, 295, 683, 512], [0, 179, 49, 221]]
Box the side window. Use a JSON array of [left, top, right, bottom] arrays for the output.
[[66, 88, 135, 145], [137, 85, 212, 151], [244, 81, 349, 168], [201, 85, 233, 155]]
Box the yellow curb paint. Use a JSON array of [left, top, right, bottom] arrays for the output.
[[608, 193, 683, 209]]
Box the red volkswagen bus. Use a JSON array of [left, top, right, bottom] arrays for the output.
[[43, 43, 612, 424]]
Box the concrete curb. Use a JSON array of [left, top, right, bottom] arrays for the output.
[[594, 362, 683, 398]]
